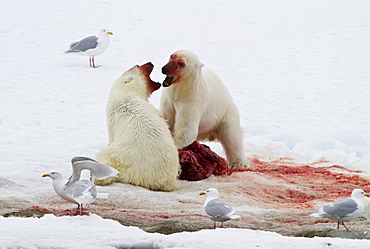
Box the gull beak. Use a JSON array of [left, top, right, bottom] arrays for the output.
[[365, 193, 370, 197], [199, 192, 206, 195], [107, 31, 113, 35], [42, 174, 50, 177]]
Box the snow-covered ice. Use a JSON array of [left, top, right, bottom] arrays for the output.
[[1, 214, 370, 249], [1, 0, 370, 248]]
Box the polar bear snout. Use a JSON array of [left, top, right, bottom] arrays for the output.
[[162, 58, 181, 75], [139, 62, 154, 76], [162, 66, 169, 74], [162, 59, 179, 87]]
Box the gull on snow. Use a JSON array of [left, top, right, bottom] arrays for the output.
[[310, 189, 370, 231], [43, 156, 118, 214], [72, 169, 97, 215], [199, 188, 241, 229], [65, 29, 113, 68]]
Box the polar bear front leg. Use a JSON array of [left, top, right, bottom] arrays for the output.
[[173, 110, 201, 149], [160, 96, 176, 132]]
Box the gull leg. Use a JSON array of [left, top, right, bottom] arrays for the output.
[[337, 221, 340, 229], [75, 204, 81, 215], [89, 57, 92, 67], [341, 221, 350, 231], [92, 57, 101, 68], [75, 204, 83, 215]]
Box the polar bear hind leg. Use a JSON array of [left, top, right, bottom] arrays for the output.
[[216, 121, 249, 169]]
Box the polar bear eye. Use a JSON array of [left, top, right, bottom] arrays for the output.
[[179, 62, 185, 68], [122, 75, 134, 83]]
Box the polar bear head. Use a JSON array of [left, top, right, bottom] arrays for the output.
[[162, 50, 205, 87], [114, 62, 161, 99]]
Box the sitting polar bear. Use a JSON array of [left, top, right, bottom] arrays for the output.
[[161, 50, 248, 169], [95, 62, 180, 191]]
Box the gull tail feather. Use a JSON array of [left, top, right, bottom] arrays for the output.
[[310, 213, 322, 218], [97, 193, 110, 199]]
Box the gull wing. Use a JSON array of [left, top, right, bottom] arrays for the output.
[[205, 199, 234, 218], [322, 198, 358, 218], [66, 157, 118, 186], [65, 35, 98, 53], [72, 179, 97, 199]]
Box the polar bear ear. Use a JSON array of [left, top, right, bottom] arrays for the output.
[[122, 75, 134, 83], [198, 62, 205, 68]]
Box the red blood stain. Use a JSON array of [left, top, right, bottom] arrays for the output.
[[230, 158, 370, 209], [137, 62, 161, 93], [163, 54, 182, 75], [139, 62, 154, 75], [20, 205, 205, 222], [16, 156, 370, 233]]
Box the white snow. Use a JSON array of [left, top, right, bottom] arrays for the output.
[[1, 0, 370, 248], [1, 214, 370, 249]]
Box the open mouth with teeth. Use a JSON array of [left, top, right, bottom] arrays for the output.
[[150, 80, 162, 92], [137, 62, 162, 92], [163, 76, 174, 87]]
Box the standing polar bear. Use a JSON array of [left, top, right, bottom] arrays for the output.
[[161, 50, 248, 169], [95, 62, 180, 191]]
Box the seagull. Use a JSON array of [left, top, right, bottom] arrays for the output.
[[310, 189, 370, 231], [199, 188, 241, 229], [65, 29, 113, 68], [72, 169, 97, 215], [43, 156, 118, 214]]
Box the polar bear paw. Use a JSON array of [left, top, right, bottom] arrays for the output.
[[229, 160, 250, 169]]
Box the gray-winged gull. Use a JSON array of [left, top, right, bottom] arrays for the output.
[[310, 189, 370, 230], [65, 29, 113, 68], [43, 156, 118, 214], [199, 188, 241, 229], [72, 169, 97, 215]]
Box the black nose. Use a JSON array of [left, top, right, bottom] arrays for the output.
[[162, 66, 168, 74]]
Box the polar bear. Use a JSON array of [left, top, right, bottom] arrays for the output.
[[160, 50, 248, 169], [95, 62, 180, 191]]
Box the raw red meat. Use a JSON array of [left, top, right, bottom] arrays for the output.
[[178, 141, 229, 181]]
